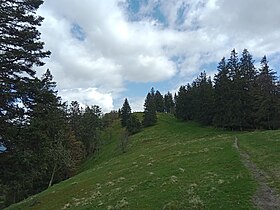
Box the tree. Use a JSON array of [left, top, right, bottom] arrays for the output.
[[0, 69, 74, 205], [120, 98, 132, 127], [154, 90, 164, 112], [164, 91, 174, 113], [213, 57, 231, 128], [238, 49, 257, 129], [193, 72, 214, 125], [0, 2, 51, 203], [126, 115, 141, 135], [0, 0, 51, 150], [80, 106, 102, 155], [255, 56, 279, 129], [142, 91, 157, 127]]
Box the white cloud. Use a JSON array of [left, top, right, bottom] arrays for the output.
[[36, 0, 280, 112], [61, 88, 114, 113]]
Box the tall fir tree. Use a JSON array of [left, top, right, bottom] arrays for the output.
[[213, 57, 231, 128], [238, 49, 257, 128], [154, 90, 164, 112], [0, 0, 51, 150], [142, 91, 157, 127], [193, 72, 214, 125], [175, 85, 188, 120], [255, 56, 279, 129], [164, 91, 174, 113], [120, 98, 132, 127]]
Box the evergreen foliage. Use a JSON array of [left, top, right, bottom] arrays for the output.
[[154, 90, 164, 112], [0, 1, 103, 207], [120, 98, 132, 127], [142, 89, 157, 127], [175, 49, 280, 130], [164, 91, 175, 113], [126, 115, 141, 135]]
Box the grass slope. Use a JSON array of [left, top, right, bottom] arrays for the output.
[[6, 114, 280, 210]]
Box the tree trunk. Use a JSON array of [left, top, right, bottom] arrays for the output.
[[48, 164, 57, 188]]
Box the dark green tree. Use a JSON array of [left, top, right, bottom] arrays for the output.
[[0, 0, 51, 150], [154, 90, 164, 112], [175, 85, 193, 120], [238, 49, 257, 129], [213, 57, 231, 128], [142, 91, 157, 127], [80, 105, 102, 155], [126, 115, 141, 135], [120, 98, 132, 127], [164, 91, 174, 113], [193, 72, 214, 125], [255, 56, 279, 129]]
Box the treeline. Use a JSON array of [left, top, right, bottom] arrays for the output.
[[0, 69, 104, 207], [175, 49, 280, 130], [119, 88, 175, 134]]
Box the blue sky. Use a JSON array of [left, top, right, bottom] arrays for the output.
[[37, 0, 280, 112]]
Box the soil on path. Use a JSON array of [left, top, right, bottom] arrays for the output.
[[234, 137, 280, 210]]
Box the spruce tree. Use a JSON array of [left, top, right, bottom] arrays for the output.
[[126, 115, 141, 135], [175, 86, 187, 120], [154, 90, 164, 112], [255, 56, 279, 129], [213, 57, 231, 128], [142, 92, 157, 127], [238, 49, 257, 128], [164, 91, 174, 113], [120, 98, 132, 127], [194, 72, 214, 125], [0, 0, 50, 156]]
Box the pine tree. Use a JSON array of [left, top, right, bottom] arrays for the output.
[[213, 57, 231, 128], [154, 90, 164, 112], [0, 0, 51, 149], [142, 91, 157, 127], [255, 56, 279, 129], [80, 106, 102, 155], [0, 3, 51, 200], [120, 98, 132, 127], [175, 85, 194, 121], [164, 91, 174, 113], [126, 115, 141, 135], [194, 72, 214, 125], [238, 49, 257, 129]]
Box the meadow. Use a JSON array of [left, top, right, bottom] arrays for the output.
[[6, 114, 280, 210]]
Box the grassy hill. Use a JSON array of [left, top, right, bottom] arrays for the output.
[[6, 114, 280, 209]]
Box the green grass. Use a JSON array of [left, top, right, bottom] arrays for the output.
[[6, 113, 280, 210], [237, 130, 280, 193]]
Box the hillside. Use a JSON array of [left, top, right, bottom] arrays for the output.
[[6, 114, 280, 210]]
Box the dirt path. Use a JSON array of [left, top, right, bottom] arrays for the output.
[[234, 137, 280, 210]]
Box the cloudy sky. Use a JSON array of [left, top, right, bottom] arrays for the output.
[[37, 0, 280, 112]]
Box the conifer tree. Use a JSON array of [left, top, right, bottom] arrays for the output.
[[255, 56, 279, 129], [193, 72, 214, 125], [142, 91, 157, 127], [0, 0, 51, 148], [154, 90, 164, 112], [120, 98, 132, 127], [175, 85, 190, 120], [213, 57, 230, 128], [126, 115, 141, 135], [164, 91, 174, 113], [238, 49, 257, 128]]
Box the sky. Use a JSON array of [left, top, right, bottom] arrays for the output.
[[36, 0, 280, 112]]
